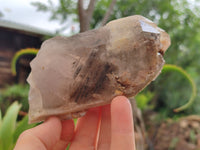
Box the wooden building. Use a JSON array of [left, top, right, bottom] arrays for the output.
[[0, 19, 51, 87]]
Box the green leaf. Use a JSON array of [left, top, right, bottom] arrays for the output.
[[13, 115, 36, 143], [31, 2, 49, 11], [0, 102, 21, 150], [135, 91, 155, 110], [11, 48, 38, 76], [162, 64, 197, 112], [0, 110, 2, 128]]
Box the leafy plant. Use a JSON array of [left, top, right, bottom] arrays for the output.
[[151, 64, 197, 118], [11, 48, 38, 76], [0, 84, 29, 114], [135, 91, 155, 110], [162, 64, 197, 112], [0, 102, 35, 150], [135, 64, 196, 115]]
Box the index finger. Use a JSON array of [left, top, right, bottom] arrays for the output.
[[110, 96, 135, 150]]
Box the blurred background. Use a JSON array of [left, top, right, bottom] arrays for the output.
[[0, 0, 200, 150]]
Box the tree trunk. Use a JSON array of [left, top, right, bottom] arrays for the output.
[[101, 0, 117, 26], [78, 0, 96, 32]]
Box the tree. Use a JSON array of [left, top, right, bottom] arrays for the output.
[[31, 0, 117, 32]]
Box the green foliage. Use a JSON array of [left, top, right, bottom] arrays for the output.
[[136, 64, 196, 117], [135, 91, 155, 110], [91, 0, 113, 28], [162, 64, 196, 112], [11, 48, 38, 76], [151, 64, 197, 117], [0, 84, 29, 114], [0, 102, 21, 150], [31, 0, 77, 33], [0, 102, 35, 150]]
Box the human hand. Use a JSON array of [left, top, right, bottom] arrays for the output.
[[14, 96, 135, 150]]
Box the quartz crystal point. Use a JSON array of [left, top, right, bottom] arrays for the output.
[[27, 15, 170, 123]]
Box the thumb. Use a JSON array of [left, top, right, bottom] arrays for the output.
[[14, 117, 62, 150]]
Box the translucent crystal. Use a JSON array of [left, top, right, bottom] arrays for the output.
[[27, 15, 170, 123]]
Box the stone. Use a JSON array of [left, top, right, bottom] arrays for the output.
[[27, 15, 171, 123]]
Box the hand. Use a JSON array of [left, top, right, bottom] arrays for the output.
[[14, 96, 135, 150]]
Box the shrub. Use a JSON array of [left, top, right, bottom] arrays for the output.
[[0, 102, 36, 150], [0, 84, 29, 115]]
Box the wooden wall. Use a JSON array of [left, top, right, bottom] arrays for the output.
[[0, 27, 43, 87], [0, 50, 14, 86]]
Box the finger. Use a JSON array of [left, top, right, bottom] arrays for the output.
[[97, 104, 111, 150], [61, 119, 75, 141], [110, 96, 135, 150], [14, 117, 62, 150], [53, 119, 75, 150], [70, 107, 101, 150]]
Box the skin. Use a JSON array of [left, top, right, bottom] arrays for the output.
[[14, 96, 135, 150]]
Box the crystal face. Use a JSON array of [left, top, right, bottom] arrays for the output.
[[27, 15, 171, 123], [140, 20, 160, 34]]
